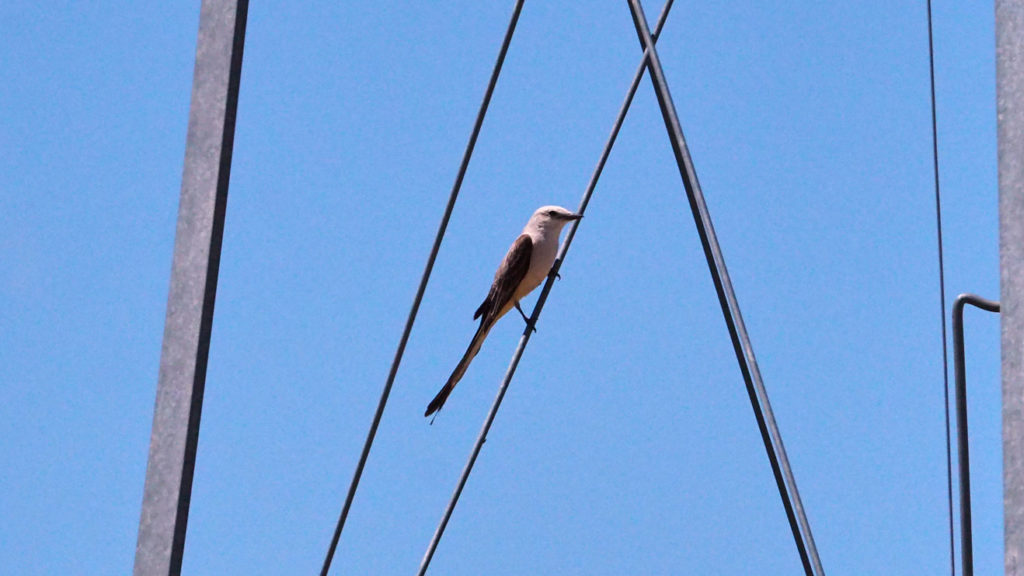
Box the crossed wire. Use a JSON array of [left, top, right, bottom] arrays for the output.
[[320, 2, 825, 574]]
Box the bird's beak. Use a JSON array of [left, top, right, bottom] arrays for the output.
[[565, 212, 582, 221]]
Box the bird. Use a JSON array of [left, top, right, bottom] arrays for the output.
[[425, 205, 582, 418]]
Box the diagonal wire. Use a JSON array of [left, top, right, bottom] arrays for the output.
[[626, 0, 824, 574], [416, 2, 676, 573], [318, 1, 526, 573], [925, 1, 956, 574]]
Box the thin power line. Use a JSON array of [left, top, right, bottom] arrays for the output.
[[925, 0, 955, 574], [317, 2, 526, 573], [416, 1, 676, 572]]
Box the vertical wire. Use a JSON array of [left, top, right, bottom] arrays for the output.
[[925, 0, 956, 574], [317, 2, 526, 573]]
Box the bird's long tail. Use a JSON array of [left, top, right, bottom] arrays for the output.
[[425, 320, 492, 418]]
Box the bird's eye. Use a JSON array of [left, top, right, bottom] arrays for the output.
[[547, 210, 556, 216]]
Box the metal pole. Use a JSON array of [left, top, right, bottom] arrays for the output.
[[625, 1, 823, 574], [133, 1, 248, 575], [997, 0, 1024, 573], [952, 294, 1001, 576], [416, 2, 675, 572]]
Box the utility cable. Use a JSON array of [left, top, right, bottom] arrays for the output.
[[318, 2, 525, 573], [925, 1, 956, 574], [416, 1, 675, 572], [627, 0, 824, 573]]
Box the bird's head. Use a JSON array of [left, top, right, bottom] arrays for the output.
[[529, 205, 582, 232]]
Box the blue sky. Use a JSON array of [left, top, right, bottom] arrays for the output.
[[0, 1, 1004, 574]]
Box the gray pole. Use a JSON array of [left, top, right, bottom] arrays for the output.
[[997, 0, 1024, 573], [133, 1, 248, 574]]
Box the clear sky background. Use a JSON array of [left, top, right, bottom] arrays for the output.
[[0, 1, 1005, 574]]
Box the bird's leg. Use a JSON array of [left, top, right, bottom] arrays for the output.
[[515, 302, 537, 333]]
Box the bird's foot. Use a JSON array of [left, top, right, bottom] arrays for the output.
[[515, 303, 537, 333]]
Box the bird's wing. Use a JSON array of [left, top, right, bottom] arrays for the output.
[[473, 233, 532, 326], [427, 234, 533, 418]]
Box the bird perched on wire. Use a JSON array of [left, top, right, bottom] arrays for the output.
[[425, 205, 582, 419]]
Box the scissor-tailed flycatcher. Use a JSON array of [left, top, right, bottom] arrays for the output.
[[425, 205, 582, 418]]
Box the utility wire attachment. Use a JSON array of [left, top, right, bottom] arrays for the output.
[[952, 294, 1000, 576], [416, 1, 676, 573], [318, 1, 526, 573], [626, 0, 824, 574]]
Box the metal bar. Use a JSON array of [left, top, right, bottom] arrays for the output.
[[133, 1, 249, 574], [317, 2, 526, 574], [625, 1, 823, 574], [952, 294, 1001, 576], [416, 2, 675, 573], [997, 1, 1024, 573]]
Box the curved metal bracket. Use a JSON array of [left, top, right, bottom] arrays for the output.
[[952, 293, 1000, 576]]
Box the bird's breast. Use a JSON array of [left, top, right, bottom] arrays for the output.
[[517, 231, 559, 298]]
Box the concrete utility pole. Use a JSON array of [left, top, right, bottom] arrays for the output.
[[133, 1, 248, 574], [997, 0, 1024, 573]]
